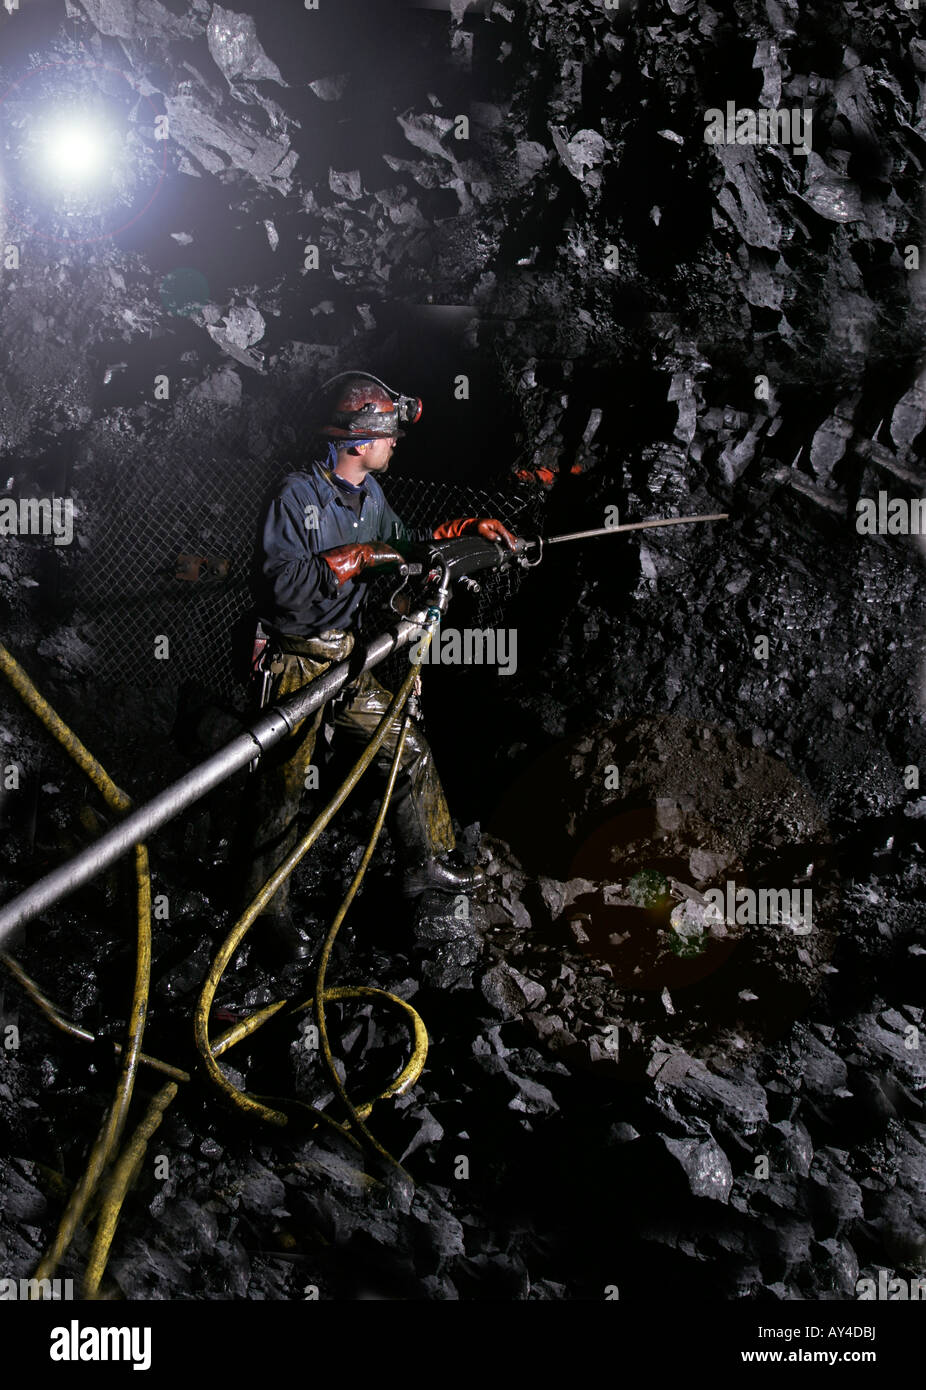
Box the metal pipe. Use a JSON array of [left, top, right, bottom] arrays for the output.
[[0, 618, 424, 947]]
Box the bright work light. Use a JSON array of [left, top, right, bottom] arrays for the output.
[[39, 114, 111, 187]]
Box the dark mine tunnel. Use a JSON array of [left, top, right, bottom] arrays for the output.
[[0, 0, 925, 1360]]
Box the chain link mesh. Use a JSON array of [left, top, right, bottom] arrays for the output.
[[73, 450, 545, 707]]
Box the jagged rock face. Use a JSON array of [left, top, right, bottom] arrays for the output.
[[1, 0, 925, 1304]]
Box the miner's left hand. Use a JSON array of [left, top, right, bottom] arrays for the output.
[[432, 516, 518, 550], [475, 518, 518, 550]]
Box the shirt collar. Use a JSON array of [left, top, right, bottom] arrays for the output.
[[330, 470, 366, 494], [311, 446, 373, 508]]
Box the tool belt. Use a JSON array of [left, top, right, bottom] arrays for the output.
[[251, 624, 356, 710]]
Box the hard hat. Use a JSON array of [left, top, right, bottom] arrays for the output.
[[313, 371, 423, 440]]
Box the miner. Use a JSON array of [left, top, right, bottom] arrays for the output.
[[241, 371, 517, 958]]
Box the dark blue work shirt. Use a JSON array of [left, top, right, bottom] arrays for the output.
[[254, 446, 423, 637]]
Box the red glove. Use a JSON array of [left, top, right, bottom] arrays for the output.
[[321, 542, 404, 586], [432, 517, 518, 550]]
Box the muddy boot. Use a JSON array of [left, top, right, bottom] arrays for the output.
[[388, 778, 484, 897], [402, 857, 486, 899], [253, 905, 314, 963]]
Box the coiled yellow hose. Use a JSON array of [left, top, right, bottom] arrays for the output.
[[193, 654, 428, 1137], [1, 625, 436, 1299]]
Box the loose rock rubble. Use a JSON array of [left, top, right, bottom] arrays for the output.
[[1, 0, 925, 1302]]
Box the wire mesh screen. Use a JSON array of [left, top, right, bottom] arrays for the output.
[[74, 447, 544, 707]]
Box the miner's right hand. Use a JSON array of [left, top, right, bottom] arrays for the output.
[[321, 541, 405, 585]]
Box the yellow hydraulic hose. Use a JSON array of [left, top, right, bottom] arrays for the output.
[[0, 952, 95, 1043], [81, 1081, 178, 1299], [0, 953, 188, 1080], [0, 642, 152, 1288], [193, 650, 430, 1142], [89, 671, 429, 1295], [1, 620, 438, 1299], [0, 643, 136, 804], [312, 708, 419, 1178]]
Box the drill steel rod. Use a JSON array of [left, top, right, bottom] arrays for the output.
[[0, 619, 425, 947], [544, 513, 729, 545], [0, 514, 730, 946]]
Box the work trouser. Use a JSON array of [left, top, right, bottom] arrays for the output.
[[240, 629, 455, 917]]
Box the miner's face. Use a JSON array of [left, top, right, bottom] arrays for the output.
[[357, 435, 397, 472]]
